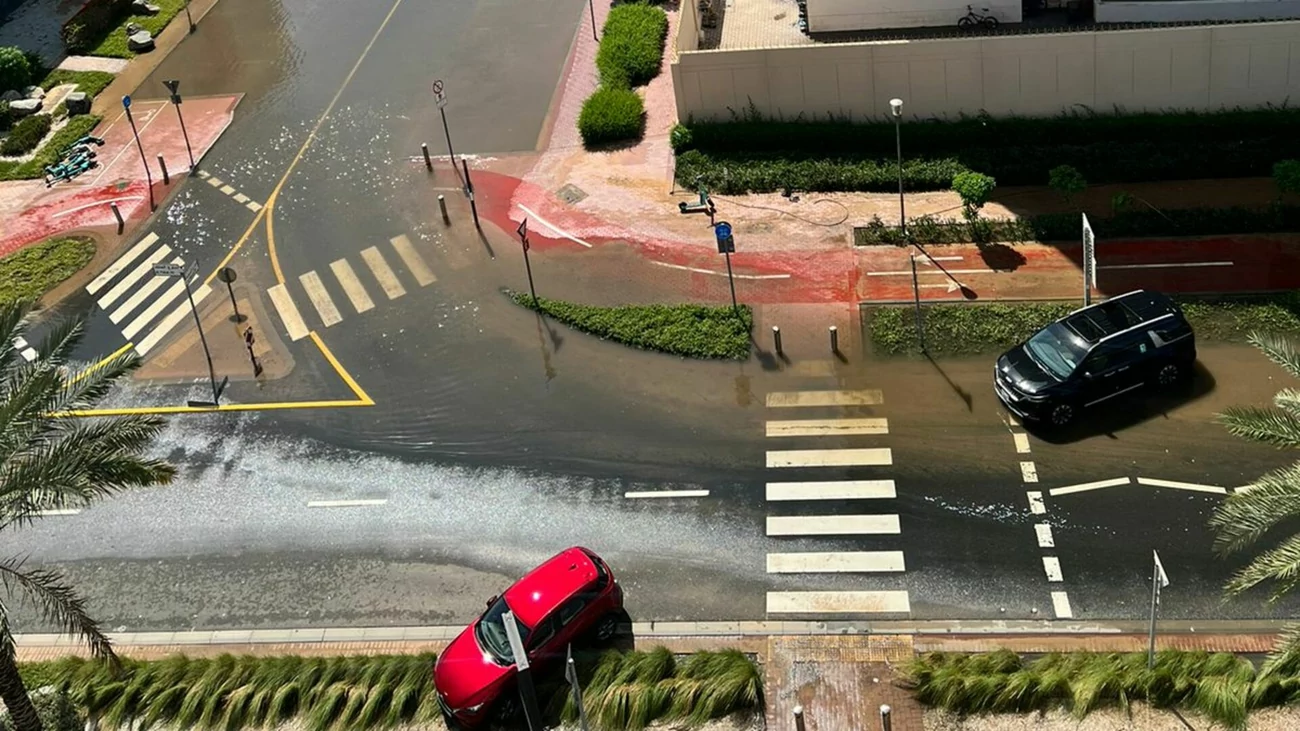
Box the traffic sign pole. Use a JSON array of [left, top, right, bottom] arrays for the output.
[[433, 80, 458, 183], [123, 96, 156, 211], [518, 219, 538, 305], [714, 221, 738, 313], [217, 266, 243, 322]]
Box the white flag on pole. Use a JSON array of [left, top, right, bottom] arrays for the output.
[[1154, 550, 1170, 588]]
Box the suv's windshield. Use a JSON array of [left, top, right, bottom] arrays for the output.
[[1025, 323, 1088, 380], [474, 597, 531, 665]]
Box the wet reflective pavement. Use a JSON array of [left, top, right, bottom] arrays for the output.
[[6, 0, 1298, 632]]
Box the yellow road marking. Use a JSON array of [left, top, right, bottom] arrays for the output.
[[299, 271, 342, 327], [56, 399, 371, 417], [67, 342, 135, 386], [311, 331, 374, 405], [390, 235, 436, 286]]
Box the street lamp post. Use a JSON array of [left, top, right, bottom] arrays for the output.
[[890, 98, 905, 236], [183, 0, 195, 32], [162, 80, 196, 171], [588, 0, 598, 41], [122, 96, 155, 211]]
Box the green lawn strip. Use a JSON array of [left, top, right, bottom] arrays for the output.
[[508, 291, 753, 360], [83, 0, 187, 59], [0, 114, 102, 181], [869, 294, 1300, 356], [902, 649, 1271, 728], [39, 69, 116, 97], [19, 648, 762, 731], [0, 236, 96, 304]]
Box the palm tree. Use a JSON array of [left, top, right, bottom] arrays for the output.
[[0, 300, 175, 731], [1210, 330, 1300, 667]]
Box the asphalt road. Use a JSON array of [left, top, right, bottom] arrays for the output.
[[11, 0, 1299, 633]]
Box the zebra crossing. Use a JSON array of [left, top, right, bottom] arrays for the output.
[[84, 232, 210, 357], [266, 235, 436, 341], [11, 337, 37, 362], [763, 386, 911, 617]]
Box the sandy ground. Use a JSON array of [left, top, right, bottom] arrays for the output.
[[925, 706, 1300, 731]]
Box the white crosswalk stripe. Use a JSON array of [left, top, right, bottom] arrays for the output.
[[329, 259, 375, 314], [135, 285, 211, 356], [267, 284, 309, 342], [390, 235, 436, 287], [111, 257, 183, 324], [360, 246, 406, 300], [86, 233, 157, 294], [97, 244, 172, 309], [299, 271, 342, 327]]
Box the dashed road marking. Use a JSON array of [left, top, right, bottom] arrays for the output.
[[765, 480, 896, 501], [300, 271, 342, 327], [35, 509, 81, 517], [1049, 477, 1132, 496], [1035, 523, 1055, 548], [197, 170, 263, 212], [306, 499, 388, 508], [205, 175, 223, 187], [765, 418, 888, 438], [329, 259, 375, 314], [1135, 477, 1228, 495], [623, 489, 709, 499], [766, 447, 892, 468], [360, 246, 406, 300], [1051, 591, 1074, 618], [219, 184, 236, 195], [766, 590, 911, 615], [766, 514, 900, 536], [233, 192, 250, 203], [1027, 491, 1046, 515], [1020, 461, 1038, 483], [1043, 556, 1063, 582], [267, 283, 310, 341], [1013, 432, 1031, 453], [766, 389, 883, 408], [766, 551, 905, 573]]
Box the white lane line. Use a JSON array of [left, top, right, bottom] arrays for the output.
[[111, 257, 183, 324], [867, 268, 996, 277], [1020, 461, 1038, 483], [233, 192, 250, 203], [122, 277, 187, 339], [390, 235, 436, 287], [766, 551, 905, 573], [306, 499, 388, 508], [267, 284, 310, 342], [765, 418, 888, 438], [767, 447, 892, 468], [766, 480, 896, 501], [51, 195, 143, 219], [766, 390, 883, 408], [35, 509, 82, 516], [360, 246, 406, 300], [1013, 432, 1031, 454], [19, 348, 37, 362], [299, 271, 342, 328], [517, 204, 593, 248], [1099, 261, 1233, 271], [767, 590, 911, 614], [1051, 591, 1074, 619], [623, 489, 709, 499], [766, 514, 900, 536], [97, 244, 172, 309], [12, 337, 25, 349], [1027, 491, 1046, 515], [135, 285, 211, 356], [86, 233, 159, 294], [651, 260, 792, 280], [1035, 523, 1055, 548], [220, 184, 236, 195], [247, 201, 263, 212], [1048, 477, 1132, 496], [914, 255, 964, 262], [329, 259, 375, 314], [1043, 556, 1063, 582], [1136, 477, 1228, 495], [206, 176, 223, 187]]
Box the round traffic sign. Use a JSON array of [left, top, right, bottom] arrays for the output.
[[432, 79, 444, 95], [217, 266, 238, 284], [714, 221, 732, 241]]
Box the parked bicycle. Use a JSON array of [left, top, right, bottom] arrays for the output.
[[957, 5, 999, 28]]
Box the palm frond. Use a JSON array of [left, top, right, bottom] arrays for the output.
[[1222, 531, 1300, 601], [1208, 463, 1300, 555], [0, 301, 34, 375], [1216, 405, 1300, 448], [0, 558, 115, 662], [30, 315, 84, 367], [1250, 330, 1300, 380], [1258, 623, 1300, 679]]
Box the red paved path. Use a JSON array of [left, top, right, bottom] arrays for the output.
[[0, 94, 241, 257]]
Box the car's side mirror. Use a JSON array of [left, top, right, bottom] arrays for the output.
[[486, 595, 498, 607]]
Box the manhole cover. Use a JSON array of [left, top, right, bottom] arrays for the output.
[[556, 184, 587, 205], [115, 180, 129, 192]]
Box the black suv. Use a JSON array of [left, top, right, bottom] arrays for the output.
[[994, 290, 1196, 427]]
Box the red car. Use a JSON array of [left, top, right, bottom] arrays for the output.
[[433, 547, 624, 728]]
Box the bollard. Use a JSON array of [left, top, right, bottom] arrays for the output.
[[792, 705, 806, 731], [438, 194, 450, 224], [880, 704, 892, 731], [110, 201, 124, 234], [157, 155, 169, 185], [772, 325, 783, 355], [829, 325, 839, 353], [421, 143, 432, 171]]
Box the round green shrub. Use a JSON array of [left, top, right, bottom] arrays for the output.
[[1, 114, 53, 156], [0, 46, 32, 94], [578, 86, 645, 147], [595, 3, 668, 87]]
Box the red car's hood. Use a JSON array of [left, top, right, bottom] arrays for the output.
[[433, 623, 512, 710]]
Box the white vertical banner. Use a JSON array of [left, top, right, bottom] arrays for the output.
[[1082, 213, 1097, 304]]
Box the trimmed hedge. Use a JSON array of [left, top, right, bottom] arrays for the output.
[[579, 86, 645, 147], [0, 236, 97, 304], [509, 291, 753, 360], [671, 106, 1300, 193], [0, 113, 52, 155], [0, 114, 101, 180], [596, 2, 669, 87], [870, 293, 1300, 356], [854, 204, 1300, 246]]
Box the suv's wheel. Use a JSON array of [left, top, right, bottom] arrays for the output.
[[595, 612, 620, 641], [1157, 362, 1182, 388], [1048, 403, 1075, 427], [492, 696, 518, 724]]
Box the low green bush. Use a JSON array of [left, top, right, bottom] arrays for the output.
[[854, 205, 1300, 246], [902, 650, 1265, 728], [870, 293, 1300, 356], [0, 688, 80, 731], [0, 113, 52, 155], [509, 292, 753, 360], [0, 114, 101, 180], [39, 69, 115, 98], [676, 148, 966, 195], [596, 2, 669, 87], [0, 236, 97, 304], [0, 101, 11, 133], [0, 46, 32, 93], [578, 86, 645, 147]]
